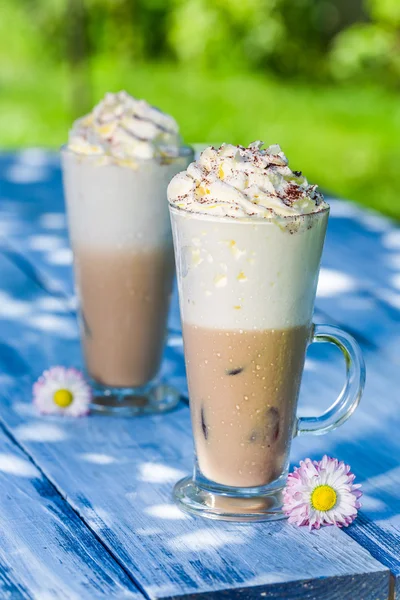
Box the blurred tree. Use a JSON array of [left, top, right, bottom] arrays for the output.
[[67, 0, 91, 117], [8, 0, 397, 88], [330, 0, 400, 85], [167, 0, 284, 70], [166, 0, 366, 79]]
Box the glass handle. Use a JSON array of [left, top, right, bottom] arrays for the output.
[[296, 324, 365, 437]]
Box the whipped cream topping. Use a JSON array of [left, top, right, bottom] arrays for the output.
[[68, 91, 181, 161], [168, 141, 328, 218]]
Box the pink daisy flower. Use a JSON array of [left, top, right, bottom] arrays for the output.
[[283, 455, 362, 530], [33, 367, 91, 417]]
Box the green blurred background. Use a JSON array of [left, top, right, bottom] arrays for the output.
[[1, 0, 399, 218]]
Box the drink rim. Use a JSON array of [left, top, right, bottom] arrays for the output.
[[60, 143, 194, 164], [169, 203, 330, 224]]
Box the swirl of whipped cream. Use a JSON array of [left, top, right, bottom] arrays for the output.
[[168, 141, 328, 218], [68, 91, 181, 162]]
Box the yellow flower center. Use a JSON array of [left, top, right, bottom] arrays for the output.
[[311, 485, 337, 512], [53, 389, 73, 408]]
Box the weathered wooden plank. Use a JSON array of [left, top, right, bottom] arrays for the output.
[[0, 423, 141, 599], [0, 251, 389, 599], [0, 385, 390, 600], [159, 571, 389, 600]]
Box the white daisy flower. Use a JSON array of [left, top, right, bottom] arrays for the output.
[[33, 367, 91, 417], [283, 455, 362, 530]]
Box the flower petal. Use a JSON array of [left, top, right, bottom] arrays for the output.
[[283, 455, 362, 529]]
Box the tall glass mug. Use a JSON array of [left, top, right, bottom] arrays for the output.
[[170, 205, 365, 521], [61, 147, 193, 415]]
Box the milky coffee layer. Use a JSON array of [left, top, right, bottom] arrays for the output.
[[171, 209, 328, 330], [168, 141, 328, 219], [68, 91, 181, 162]]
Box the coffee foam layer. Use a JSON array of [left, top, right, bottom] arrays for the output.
[[62, 151, 187, 250], [171, 209, 328, 330]]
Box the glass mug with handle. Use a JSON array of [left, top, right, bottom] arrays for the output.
[[168, 144, 365, 521]]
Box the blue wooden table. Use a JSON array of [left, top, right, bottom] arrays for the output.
[[0, 148, 399, 599]]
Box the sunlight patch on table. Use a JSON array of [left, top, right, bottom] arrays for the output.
[[29, 235, 63, 252], [0, 453, 38, 478], [304, 358, 318, 371], [26, 314, 77, 338], [359, 213, 393, 232], [317, 268, 356, 297], [386, 253, 400, 269], [169, 529, 247, 551], [362, 466, 400, 490], [12, 402, 35, 417], [246, 573, 294, 586], [145, 504, 188, 520], [361, 494, 387, 514], [0, 218, 16, 237], [46, 248, 73, 266], [328, 199, 360, 218], [15, 422, 68, 442], [167, 334, 184, 348], [383, 230, 400, 250], [80, 453, 116, 465], [39, 213, 66, 230], [138, 462, 186, 483], [35, 297, 70, 313], [297, 403, 320, 417], [376, 290, 400, 310], [391, 274, 400, 290], [0, 291, 31, 318], [18, 148, 51, 167], [5, 164, 49, 184]]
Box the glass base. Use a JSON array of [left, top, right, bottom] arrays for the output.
[[173, 476, 286, 522], [89, 379, 180, 416]]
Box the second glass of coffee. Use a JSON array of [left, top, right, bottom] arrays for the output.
[[61, 91, 193, 414], [168, 142, 365, 520]]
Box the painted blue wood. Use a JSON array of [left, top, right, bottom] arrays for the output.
[[0, 422, 141, 598], [2, 149, 400, 597], [0, 251, 389, 599], [315, 200, 400, 358]]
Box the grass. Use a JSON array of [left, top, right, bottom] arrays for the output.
[[1, 58, 399, 220]]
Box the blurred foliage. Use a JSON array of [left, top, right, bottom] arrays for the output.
[[2, 0, 398, 85], [0, 0, 355, 74], [0, 0, 399, 217], [330, 0, 400, 85]]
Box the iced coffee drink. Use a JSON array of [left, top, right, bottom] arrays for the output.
[[62, 91, 192, 413], [168, 141, 342, 518]]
